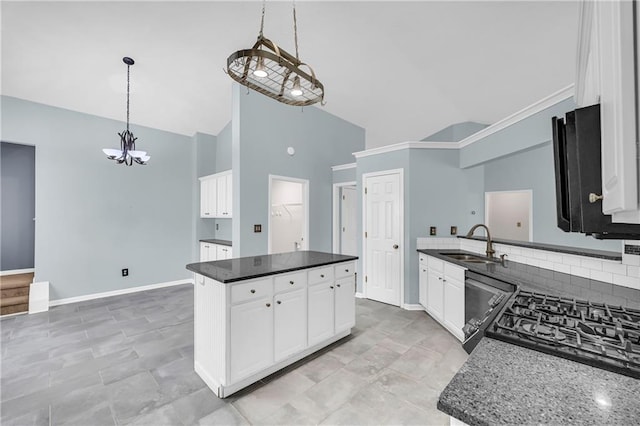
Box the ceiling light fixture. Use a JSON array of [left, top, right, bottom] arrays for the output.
[[102, 57, 150, 166], [226, 0, 325, 107]]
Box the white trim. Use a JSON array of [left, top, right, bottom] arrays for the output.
[[458, 84, 575, 148], [484, 189, 534, 242], [267, 174, 310, 255], [49, 278, 193, 307], [1, 268, 35, 276], [402, 303, 424, 311], [353, 141, 457, 159], [355, 292, 365, 299], [331, 163, 356, 171], [332, 181, 357, 254], [362, 168, 405, 307]]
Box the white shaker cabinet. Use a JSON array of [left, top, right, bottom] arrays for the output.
[[419, 254, 466, 341], [274, 287, 307, 362], [216, 245, 232, 260], [334, 278, 356, 333], [199, 170, 233, 219], [200, 241, 233, 262], [576, 0, 640, 222], [307, 281, 335, 346]]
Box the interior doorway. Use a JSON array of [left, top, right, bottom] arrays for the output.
[[332, 182, 357, 256], [268, 175, 309, 254], [485, 190, 533, 242], [363, 169, 403, 307]]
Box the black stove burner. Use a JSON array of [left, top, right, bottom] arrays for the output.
[[487, 290, 640, 379]]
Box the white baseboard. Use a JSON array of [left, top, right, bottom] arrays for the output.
[[403, 303, 424, 311], [355, 292, 365, 299], [1, 268, 35, 276], [49, 278, 194, 307]]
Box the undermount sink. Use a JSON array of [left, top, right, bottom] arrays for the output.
[[440, 253, 499, 264]]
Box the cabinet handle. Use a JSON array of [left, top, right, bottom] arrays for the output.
[[277, 300, 281, 304], [422, 269, 426, 272], [205, 213, 210, 215], [345, 269, 349, 272], [330, 286, 334, 289], [438, 277, 442, 280], [443, 279, 447, 283], [266, 303, 271, 307], [320, 274, 325, 278], [250, 289, 256, 294], [337, 284, 341, 288], [289, 280, 294, 285]]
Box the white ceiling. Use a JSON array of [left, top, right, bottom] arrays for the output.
[[1, 1, 578, 148]]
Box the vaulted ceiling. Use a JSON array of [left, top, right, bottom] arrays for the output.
[[1, 1, 578, 148]]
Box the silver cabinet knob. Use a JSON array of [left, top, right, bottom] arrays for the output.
[[277, 300, 281, 304], [345, 269, 349, 273], [393, 244, 399, 249], [289, 280, 294, 285], [589, 193, 604, 203], [330, 286, 334, 289], [250, 289, 256, 294], [320, 274, 325, 278], [337, 284, 341, 288], [266, 303, 271, 307]]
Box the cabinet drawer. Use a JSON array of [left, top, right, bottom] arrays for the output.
[[334, 262, 355, 279], [308, 266, 334, 285], [231, 278, 273, 305], [427, 256, 444, 272], [274, 271, 307, 294]]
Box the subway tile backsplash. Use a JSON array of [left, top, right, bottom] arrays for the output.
[[417, 237, 640, 291]]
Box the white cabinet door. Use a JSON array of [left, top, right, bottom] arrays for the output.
[[200, 178, 216, 218], [230, 297, 274, 382], [216, 245, 231, 260], [426, 268, 444, 321], [334, 278, 355, 332], [215, 172, 232, 218], [274, 288, 307, 362], [200, 242, 210, 262], [307, 283, 335, 346], [442, 275, 465, 341], [418, 263, 428, 309], [596, 0, 638, 216]]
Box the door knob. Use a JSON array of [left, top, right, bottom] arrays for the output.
[[393, 244, 399, 249]]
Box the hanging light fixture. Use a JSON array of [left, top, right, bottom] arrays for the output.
[[102, 57, 150, 166], [226, 0, 325, 107]]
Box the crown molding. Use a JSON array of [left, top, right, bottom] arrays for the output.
[[458, 84, 575, 148], [352, 141, 457, 159], [331, 162, 356, 171]]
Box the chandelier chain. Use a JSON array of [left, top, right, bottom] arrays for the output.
[[259, 0, 266, 38], [293, 1, 299, 59]]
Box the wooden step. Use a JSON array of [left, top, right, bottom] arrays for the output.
[[0, 273, 34, 290], [1, 295, 29, 308], [1, 286, 29, 298], [1, 303, 28, 316]]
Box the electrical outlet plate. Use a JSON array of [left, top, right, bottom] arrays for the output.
[[122, 268, 128, 277], [254, 224, 262, 233], [450, 226, 457, 235], [430, 226, 436, 236]]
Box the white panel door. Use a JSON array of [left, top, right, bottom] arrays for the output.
[[334, 278, 355, 332], [229, 298, 274, 382], [364, 172, 401, 306], [307, 283, 334, 346], [274, 288, 307, 362]]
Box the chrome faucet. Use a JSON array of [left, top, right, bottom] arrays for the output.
[[465, 224, 495, 258]]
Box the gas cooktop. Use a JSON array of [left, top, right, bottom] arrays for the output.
[[486, 290, 640, 379]]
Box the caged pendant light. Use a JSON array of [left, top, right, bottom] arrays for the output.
[[102, 57, 150, 166], [226, 1, 325, 107]]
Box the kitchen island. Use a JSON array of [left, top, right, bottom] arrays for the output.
[[186, 250, 358, 398]]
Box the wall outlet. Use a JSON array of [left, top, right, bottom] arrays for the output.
[[216, 223, 219, 231], [254, 224, 262, 233], [450, 226, 457, 235], [430, 226, 437, 236], [122, 268, 128, 277]]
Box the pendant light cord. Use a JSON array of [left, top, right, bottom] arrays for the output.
[[293, 1, 299, 60]]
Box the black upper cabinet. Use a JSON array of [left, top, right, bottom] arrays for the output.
[[552, 104, 640, 239]]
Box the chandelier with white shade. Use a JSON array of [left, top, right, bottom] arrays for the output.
[[102, 57, 150, 166]]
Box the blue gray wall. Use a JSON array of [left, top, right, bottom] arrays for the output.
[[332, 167, 356, 184], [232, 85, 365, 256], [194, 132, 217, 257], [1, 96, 194, 300], [214, 121, 232, 241], [422, 121, 488, 142], [1, 142, 35, 270]]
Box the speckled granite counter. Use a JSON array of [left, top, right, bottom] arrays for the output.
[[199, 238, 232, 246], [437, 338, 640, 425], [186, 250, 357, 283]]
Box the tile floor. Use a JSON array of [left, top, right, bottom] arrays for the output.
[[0, 284, 468, 425]]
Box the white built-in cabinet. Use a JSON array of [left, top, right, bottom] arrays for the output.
[[199, 170, 232, 218], [200, 242, 233, 262], [575, 0, 640, 223], [419, 254, 465, 341], [194, 261, 356, 397]]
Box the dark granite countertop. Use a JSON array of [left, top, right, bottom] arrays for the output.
[[460, 236, 622, 260], [199, 238, 232, 246], [186, 250, 358, 283], [417, 249, 639, 309], [437, 338, 640, 425]]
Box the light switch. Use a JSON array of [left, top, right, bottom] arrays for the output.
[[254, 224, 262, 233]]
